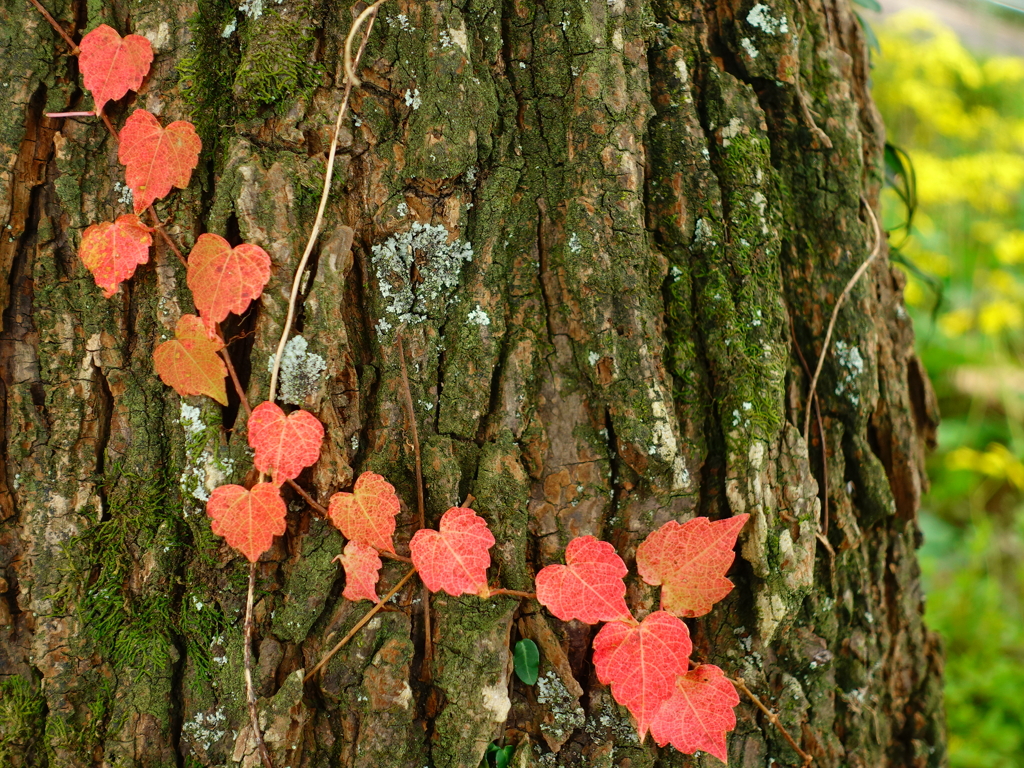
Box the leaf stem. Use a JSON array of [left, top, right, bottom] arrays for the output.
[[244, 562, 275, 768], [396, 333, 431, 676], [306, 566, 417, 679], [26, 0, 79, 52], [46, 110, 94, 118], [731, 676, 813, 767]]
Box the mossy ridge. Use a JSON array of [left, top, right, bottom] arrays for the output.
[[0, 676, 46, 767], [177, 0, 241, 149]]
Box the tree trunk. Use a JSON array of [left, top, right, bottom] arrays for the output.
[[0, 0, 945, 765]]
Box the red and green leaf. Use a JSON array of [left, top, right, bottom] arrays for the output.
[[152, 314, 228, 405], [206, 482, 287, 562], [247, 401, 324, 485], [648, 665, 739, 763], [78, 214, 152, 297], [339, 540, 382, 603], [327, 472, 401, 554], [78, 24, 153, 112], [636, 515, 749, 618], [118, 109, 201, 213], [592, 611, 693, 739], [410, 507, 495, 597], [535, 536, 632, 624], [186, 233, 272, 328]]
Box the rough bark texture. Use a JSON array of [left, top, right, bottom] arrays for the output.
[[0, 0, 945, 765]]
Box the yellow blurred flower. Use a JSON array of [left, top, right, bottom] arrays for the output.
[[938, 308, 974, 337], [978, 299, 1024, 334], [945, 444, 1024, 489], [995, 231, 1024, 265]]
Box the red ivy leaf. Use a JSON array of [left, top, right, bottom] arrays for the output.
[[206, 482, 287, 562], [648, 665, 739, 763], [410, 507, 495, 597], [78, 24, 153, 112], [186, 234, 272, 328], [636, 515, 749, 618], [327, 472, 401, 554], [535, 536, 632, 624], [118, 109, 201, 213], [78, 214, 152, 297], [153, 314, 228, 405], [592, 611, 693, 739], [339, 540, 382, 603], [247, 401, 324, 485]]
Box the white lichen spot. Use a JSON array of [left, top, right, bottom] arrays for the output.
[[113, 181, 134, 208], [721, 117, 744, 147], [267, 335, 327, 405], [404, 88, 422, 109], [669, 265, 683, 281], [467, 304, 490, 326], [674, 58, 689, 84], [183, 707, 228, 752], [742, 401, 753, 411], [537, 671, 585, 739], [371, 222, 474, 337], [389, 13, 414, 31], [747, 3, 789, 35], [396, 201, 409, 217], [351, 434, 360, 452], [833, 340, 864, 405], [741, 37, 759, 59], [752, 308, 762, 326], [568, 232, 582, 254], [693, 217, 714, 245], [221, 18, 237, 37]]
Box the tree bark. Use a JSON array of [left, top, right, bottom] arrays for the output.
[[0, 0, 945, 765]]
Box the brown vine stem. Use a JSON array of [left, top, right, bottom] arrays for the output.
[[789, 318, 829, 538], [731, 676, 814, 767], [395, 333, 432, 677], [27, 0, 78, 51], [307, 566, 417, 679], [802, 199, 882, 442], [244, 563, 275, 768], [267, 0, 384, 403]]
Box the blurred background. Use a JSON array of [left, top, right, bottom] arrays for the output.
[[867, 1, 1024, 765]]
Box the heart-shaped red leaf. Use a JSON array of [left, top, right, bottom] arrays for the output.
[[186, 233, 272, 327], [410, 507, 495, 597], [327, 472, 401, 554], [78, 214, 152, 297], [535, 536, 632, 624], [207, 482, 287, 562], [592, 611, 692, 739], [648, 665, 739, 763], [153, 314, 228, 404], [339, 540, 382, 603], [247, 401, 324, 485], [636, 515, 749, 618], [78, 24, 153, 112], [118, 109, 201, 213]]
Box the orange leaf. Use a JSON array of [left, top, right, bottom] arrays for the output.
[[410, 507, 495, 597], [207, 482, 287, 562], [78, 214, 152, 297], [535, 536, 632, 624], [186, 234, 272, 328], [636, 515, 749, 618], [328, 472, 401, 553], [153, 314, 228, 405], [78, 24, 153, 112], [339, 540, 382, 603], [592, 612, 692, 739], [648, 665, 739, 762], [247, 401, 324, 485], [118, 109, 201, 213]]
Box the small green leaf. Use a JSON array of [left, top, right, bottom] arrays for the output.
[[495, 746, 514, 768], [514, 638, 540, 685], [851, 0, 881, 11]]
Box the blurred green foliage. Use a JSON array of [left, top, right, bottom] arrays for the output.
[[873, 10, 1024, 767]]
